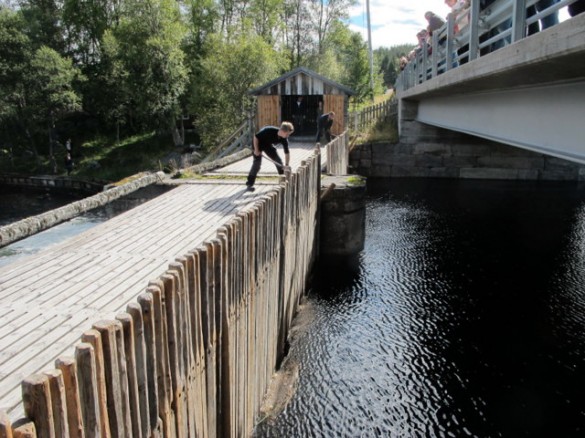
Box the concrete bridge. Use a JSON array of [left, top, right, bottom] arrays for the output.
[[395, 0, 585, 168]]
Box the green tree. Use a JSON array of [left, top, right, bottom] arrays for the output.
[[98, 30, 131, 143], [114, 0, 189, 144], [249, 0, 284, 45], [0, 8, 30, 123], [19, 0, 66, 53], [189, 31, 284, 148], [25, 46, 84, 170], [281, 0, 313, 68], [0, 7, 32, 159], [307, 0, 355, 55], [375, 44, 414, 88], [62, 0, 124, 65]]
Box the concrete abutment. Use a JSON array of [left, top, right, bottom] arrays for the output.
[[353, 99, 585, 180]]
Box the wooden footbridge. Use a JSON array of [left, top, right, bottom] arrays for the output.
[[0, 135, 350, 437]]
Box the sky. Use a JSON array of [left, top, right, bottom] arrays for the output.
[[348, 0, 453, 49], [348, 0, 571, 49]]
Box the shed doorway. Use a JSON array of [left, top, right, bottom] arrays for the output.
[[281, 95, 323, 137]]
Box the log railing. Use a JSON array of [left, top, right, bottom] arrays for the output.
[[0, 147, 322, 438]]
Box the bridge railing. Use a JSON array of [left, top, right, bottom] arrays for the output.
[[397, 0, 578, 91]]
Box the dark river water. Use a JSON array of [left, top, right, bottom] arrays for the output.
[[255, 178, 585, 438]]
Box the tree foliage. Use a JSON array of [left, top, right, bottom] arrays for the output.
[[0, 0, 398, 175], [375, 44, 414, 88], [189, 31, 285, 147]]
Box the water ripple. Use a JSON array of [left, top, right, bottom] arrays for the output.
[[255, 180, 585, 438]]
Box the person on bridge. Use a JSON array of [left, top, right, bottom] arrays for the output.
[[568, 0, 585, 16], [292, 96, 306, 134], [316, 111, 335, 144], [245, 122, 294, 191]]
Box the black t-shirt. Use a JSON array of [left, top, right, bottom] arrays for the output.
[[318, 114, 333, 130], [255, 126, 289, 154]]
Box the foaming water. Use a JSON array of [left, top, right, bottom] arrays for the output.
[[255, 179, 585, 438]]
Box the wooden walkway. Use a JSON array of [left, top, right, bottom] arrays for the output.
[[0, 139, 321, 420]]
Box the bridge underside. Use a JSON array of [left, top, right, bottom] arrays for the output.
[[398, 12, 585, 164], [416, 80, 585, 164]]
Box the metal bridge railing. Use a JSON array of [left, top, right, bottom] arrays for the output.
[[397, 0, 578, 91]]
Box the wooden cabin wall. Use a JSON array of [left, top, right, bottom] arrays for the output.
[[256, 96, 280, 128], [323, 95, 345, 134]]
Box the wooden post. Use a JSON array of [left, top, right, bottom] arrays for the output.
[[21, 374, 55, 438], [0, 411, 13, 438], [11, 420, 36, 438], [91, 320, 127, 438], [55, 357, 84, 438], [44, 370, 69, 437], [74, 343, 101, 438], [160, 270, 188, 438], [115, 313, 143, 438], [80, 330, 110, 438], [112, 322, 132, 438], [145, 282, 174, 438], [126, 302, 151, 438], [136, 293, 159, 435]]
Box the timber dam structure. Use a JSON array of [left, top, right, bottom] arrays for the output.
[[0, 135, 362, 437]]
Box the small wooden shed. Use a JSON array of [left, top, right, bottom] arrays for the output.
[[248, 67, 355, 137]]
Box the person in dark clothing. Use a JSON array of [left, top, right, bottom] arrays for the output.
[[569, 0, 585, 16], [424, 11, 445, 37], [245, 122, 294, 191], [315, 112, 335, 143], [65, 152, 74, 176], [292, 96, 305, 134]]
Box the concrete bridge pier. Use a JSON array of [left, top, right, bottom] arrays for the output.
[[349, 97, 585, 181], [319, 175, 366, 272]]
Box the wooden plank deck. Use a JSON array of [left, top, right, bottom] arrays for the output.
[[0, 139, 321, 420], [206, 138, 323, 176]]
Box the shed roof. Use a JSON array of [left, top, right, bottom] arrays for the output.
[[248, 67, 355, 96]]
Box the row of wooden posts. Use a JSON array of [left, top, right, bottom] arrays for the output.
[[0, 147, 322, 438], [325, 131, 349, 177]]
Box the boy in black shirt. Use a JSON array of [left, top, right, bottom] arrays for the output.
[[316, 112, 335, 143], [245, 122, 294, 191]]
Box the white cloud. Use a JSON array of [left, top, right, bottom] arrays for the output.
[[348, 0, 452, 49]]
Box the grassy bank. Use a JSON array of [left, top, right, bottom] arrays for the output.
[[0, 131, 199, 183]]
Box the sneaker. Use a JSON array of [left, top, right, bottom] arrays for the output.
[[246, 185, 255, 192]]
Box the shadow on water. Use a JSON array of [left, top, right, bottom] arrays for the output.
[[310, 254, 362, 300]]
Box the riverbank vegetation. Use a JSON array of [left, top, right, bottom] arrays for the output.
[[0, 0, 409, 182]]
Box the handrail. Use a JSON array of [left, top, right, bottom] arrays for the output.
[[202, 118, 254, 163], [397, 0, 578, 92]]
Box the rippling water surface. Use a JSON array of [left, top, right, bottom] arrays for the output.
[[255, 178, 585, 438]]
